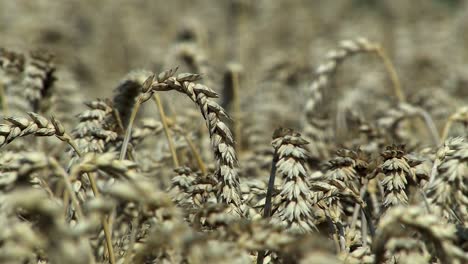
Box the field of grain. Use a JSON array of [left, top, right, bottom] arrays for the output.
[[0, 1, 467, 263]]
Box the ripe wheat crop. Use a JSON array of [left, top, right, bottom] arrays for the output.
[[0, 1, 467, 263]]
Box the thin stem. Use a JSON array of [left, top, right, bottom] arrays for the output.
[[183, 133, 207, 174], [120, 98, 142, 160], [361, 209, 368, 248], [38, 178, 55, 198], [101, 215, 116, 264], [374, 46, 405, 103], [71, 166, 116, 264], [337, 221, 347, 252], [263, 150, 279, 218], [419, 189, 432, 214], [88, 172, 116, 264], [416, 108, 440, 146], [51, 160, 97, 263], [257, 149, 279, 264], [153, 93, 179, 167], [441, 117, 454, 143], [52, 160, 84, 220], [60, 133, 83, 157], [112, 108, 125, 135], [351, 183, 368, 230]]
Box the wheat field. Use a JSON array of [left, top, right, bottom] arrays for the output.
[[0, 1, 467, 263]]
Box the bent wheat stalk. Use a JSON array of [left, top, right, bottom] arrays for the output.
[[150, 69, 243, 213]]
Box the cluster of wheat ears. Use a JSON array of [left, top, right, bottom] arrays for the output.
[[0, 33, 467, 264]]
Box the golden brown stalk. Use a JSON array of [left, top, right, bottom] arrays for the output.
[[373, 45, 405, 103], [440, 106, 468, 142], [119, 74, 155, 160], [153, 93, 179, 167], [183, 133, 206, 174]]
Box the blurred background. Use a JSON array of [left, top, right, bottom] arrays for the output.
[[1, 0, 467, 151], [1, 0, 467, 97]]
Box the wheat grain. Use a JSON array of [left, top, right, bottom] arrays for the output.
[[269, 128, 317, 233], [426, 137, 468, 222]]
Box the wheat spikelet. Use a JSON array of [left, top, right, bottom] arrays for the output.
[[73, 99, 118, 154], [378, 144, 416, 208], [0, 112, 72, 149], [270, 128, 316, 233], [3, 188, 95, 264], [323, 150, 363, 250], [169, 166, 197, 205], [426, 137, 468, 222], [441, 106, 468, 142], [22, 50, 56, 112], [302, 38, 377, 158], [374, 205, 468, 264], [0, 48, 57, 116], [305, 38, 375, 117], [0, 151, 59, 195], [0, 48, 29, 115], [48, 70, 84, 129]]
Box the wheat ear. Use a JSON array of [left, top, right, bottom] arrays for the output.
[[150, 69, 243, 213]]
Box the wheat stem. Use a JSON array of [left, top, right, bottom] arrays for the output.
[[440, 107, 467, 142], [361, 209, 368, 248], [416, 108, 440, 145], [183, 133, 206, 174], [51, 159, 97, 264], [88, 172, 116, 264], [52, 160, 84, 219], [153, 93, 179, 167], [351, 183, 368, 230], [374, 45, 405, 103], [65, 137, 117, 263], [70, 164, 116, 264], [263, 150, 279, 218], [120, 97, 142, 160]]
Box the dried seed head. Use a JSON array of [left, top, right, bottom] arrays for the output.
[[51, 115, 65, 136], [157, 67, 178, 83], [141, 73, 155, 93], [271, 128, 316, 233]]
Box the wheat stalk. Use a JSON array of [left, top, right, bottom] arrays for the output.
[[148, 69, 243, 214], [440, 106, 468, 142], [303, 38, 404, 158]]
